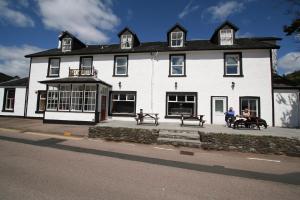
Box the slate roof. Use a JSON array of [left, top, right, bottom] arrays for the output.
[[273, 74, 300, 89], [0, 72, 15, 83], [25, 37, 280, 58], [0, 77, 28, 87], [39, 77, 112, 87]]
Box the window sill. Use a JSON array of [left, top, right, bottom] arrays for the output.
[[110, 113, 136, 117], [223, 75, 244, 77], [113, 75, 128, 77], [46, 75, 59, 78], [168, 75, 187, 77], [35, 111, 45, 114], [2, 110, 14, 112]]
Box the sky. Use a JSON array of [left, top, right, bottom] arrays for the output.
[[0, 0, 299, 77]]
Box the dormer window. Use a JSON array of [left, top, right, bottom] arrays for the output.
[[220, 29, 233, 45], [121, 35, 132, 49], [171, 32, 184, 47], [62, 38, 72, 52]]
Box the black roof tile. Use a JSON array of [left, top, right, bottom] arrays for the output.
[[0, 77, 28, 87], [39, 77, 112, 87]]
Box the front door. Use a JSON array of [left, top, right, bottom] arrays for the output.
[[211, 96, 227, 124], [100, 96, 107, 121]]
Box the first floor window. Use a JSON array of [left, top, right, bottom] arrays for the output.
[[48, 58, 60, 76], [84, 85, 96, 111], [80, 57, 93, 75], [111, 92, 136, 115], [166, 92, 197, 117], [224, 53, 242, 76], [240, 97, 260, 117], [37, 91, 47, 112], [47, 86, 59, 110], [170, 54, 185, 76], [59, 85, 71, 111], [3, 88, 15, 111], [114, 56, 128, 76]]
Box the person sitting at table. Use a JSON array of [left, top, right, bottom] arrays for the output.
[[224, 107, 235, 127], [242, 107, 251, 120]]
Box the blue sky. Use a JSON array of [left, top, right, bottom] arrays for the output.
[[0, 0, 299, 77]]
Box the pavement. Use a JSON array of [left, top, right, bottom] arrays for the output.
[[0, 129, 299, 200], [0, 117, 89, 137], [100, 119, 300, 139]]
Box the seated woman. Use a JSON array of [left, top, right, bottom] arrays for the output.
[[242, 108, 251, 120]]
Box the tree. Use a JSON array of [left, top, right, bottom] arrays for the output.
[[284, 19, 300, 35], [283, 0, 300, 36]]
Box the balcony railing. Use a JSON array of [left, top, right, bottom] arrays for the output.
[[69, 67, 97, 77]]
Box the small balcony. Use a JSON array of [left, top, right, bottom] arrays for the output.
[[69, 67, 97, 77]]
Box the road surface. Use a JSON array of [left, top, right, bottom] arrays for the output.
[[0, 129, 299, 200]]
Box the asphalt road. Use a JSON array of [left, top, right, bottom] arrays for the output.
[[0, 129, 299, 200]]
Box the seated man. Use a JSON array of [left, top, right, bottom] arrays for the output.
[[225, 107, 235, 127]]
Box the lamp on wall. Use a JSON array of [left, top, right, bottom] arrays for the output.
[[231, 82, 235, 90], [118, 81, 122, 89], [175, 82, 178, 90]]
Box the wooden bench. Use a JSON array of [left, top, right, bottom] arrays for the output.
[[180, 114, 205, 127], [135, 113, 159, 126]]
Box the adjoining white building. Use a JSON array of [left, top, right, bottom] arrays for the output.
[[2, 21, 297, 127], [0, 77, 28, 117]]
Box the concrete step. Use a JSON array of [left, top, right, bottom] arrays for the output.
[[159, 130, 199, 140], [157, 137, 201, 148]]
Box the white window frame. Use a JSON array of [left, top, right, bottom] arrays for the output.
[[4, 88, 15, 111], [114, 56, 128, 76], [46, 86, 59, 111], [170, 55, 185, 76], [48, 58, 60, 76], [166, 93, 197, 117], [121, 35, 132, 49], [220, 29, 233, 45], [58, 85, 71, 111], [84, 85, 96, 112], [71, 85, 84, 111], [62, 38, 72, 52], [80, 57, 93, 75], [225, 54, 241, 75], [171, 31, 184, 47]]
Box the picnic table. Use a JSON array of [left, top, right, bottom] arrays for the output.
[[180, 114, 205, 127], [135, 112, 159, 126]]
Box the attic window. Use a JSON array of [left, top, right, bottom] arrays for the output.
[[171, 32, 183, 47], [121, 35, 132, 49], [220, 29, 233, 45], [62, 38, 72, 52]]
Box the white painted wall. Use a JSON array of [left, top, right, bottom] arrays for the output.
[[44, 111, 95, 122], [274, 89, 300, 128], [0, 87, 26, 116], [27, 49, 273, 124]]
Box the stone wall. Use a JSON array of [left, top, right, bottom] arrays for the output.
[[89, 126, 159, 144], [199, 132, 300, 156]]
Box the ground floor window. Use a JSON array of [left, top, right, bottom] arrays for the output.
[[3, 88, 15, 111], [110, 91, 136, 115], [240, 96, 260, 117], [46, 84, 97, 112], [36, 91, 47, 112], [166, 92, 197, 117]]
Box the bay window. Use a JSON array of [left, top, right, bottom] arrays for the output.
[[84, 85, 97, 111], [58, 85, 71, 111], [71, 85, 84, 111], [47, 85, 59, 110]]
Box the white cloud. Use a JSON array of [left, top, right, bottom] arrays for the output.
[[36, 0, 120, 43], [236, 31, 253, 38], [204, 1, 245, 22], [0, 0, 34, 27], [278, 52, 300, 74], [0, 45, 43, 77], [178, 0, 200, 19]]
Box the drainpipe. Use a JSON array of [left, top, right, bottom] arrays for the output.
[[150, 51, 158, 113]]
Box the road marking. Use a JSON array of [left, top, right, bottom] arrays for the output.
[[247, 157, 281, 163], [154, 147, 175, 151], [23, 132, 82, 140]]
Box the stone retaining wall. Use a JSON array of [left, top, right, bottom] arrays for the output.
[[89, 126, 159, 144], [199, 132, 300, 156]]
